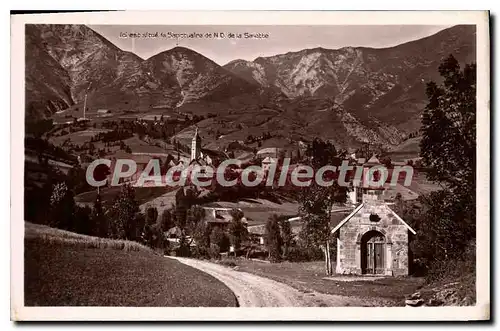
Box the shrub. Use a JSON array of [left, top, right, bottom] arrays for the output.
[[279, 216, 292, 260], [265, 214, 282, 262], [160, 209, 174, 232], [219, 260, 237, 268], [162, 239, 171, 255], [426, 241, 476, 283], [287, 245, 324, 262], [209, 243, 221, 259], [175, 234, 191, 257], [210, 226, 229, 252], [228, 209, 248, 254], [191, 245, 209, 259]]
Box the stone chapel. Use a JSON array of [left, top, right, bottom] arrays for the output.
[[331, 156, 416, 276]]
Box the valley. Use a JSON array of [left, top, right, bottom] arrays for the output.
[[26, 24, 476, 154]]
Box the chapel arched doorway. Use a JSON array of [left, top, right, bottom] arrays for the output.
[[361, 230, 386, 274]]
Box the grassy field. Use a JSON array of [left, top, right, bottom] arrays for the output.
[[122, 136, 172, 154], [24, 222, 237, 307], [50, 128, 111, 146], [223, 259, 424, 306], [209, 198, 299, 226], [75, 186, 176, 208]]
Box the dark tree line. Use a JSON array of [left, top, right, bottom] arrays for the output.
[[396, 54, 476, 283]]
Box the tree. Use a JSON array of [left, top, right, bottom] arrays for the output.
[[298, 185, 332, 274], [91, 193, 108, 237], [49, 182, 76, 231], [380, 156, 392, 169], [298, 139, 347, 275], [265, 214, 282, 262], [191, 221, 211, 257], [67, 165, 91, 194], [209, 226, 226, 258], [160, 209, 174, 231], [176, 232, 191, 257], [412, 54, 477, 275], [26, 119, 53, 139], [279, 216, 292, 260], [186, 205, 210, 255], [108, 184, 143, 241], [227, 209, 248, 255], [186, 205, 206, 230], [146, 206, 159, 225], [398, 189, 475, 277], [74, 206, 92, 235], [306, 138, 337, 169], [420, 54, 476, 193], [142, 206, 159, 247], [174, 187, 197, 229]]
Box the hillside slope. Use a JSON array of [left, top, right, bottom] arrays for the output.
[[25, 24, 143, 118], [26, 26, 273, 118], [24, 222, 237, 307]]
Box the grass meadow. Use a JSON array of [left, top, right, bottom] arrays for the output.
[[24, 222, 237, 307]]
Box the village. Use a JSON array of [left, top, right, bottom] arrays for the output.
[[20, 22, 479, 311], [24, 109, 436, 306], [105, 126, 420, 279]]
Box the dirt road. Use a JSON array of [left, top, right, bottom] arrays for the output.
[[169, 257, 361, 307]]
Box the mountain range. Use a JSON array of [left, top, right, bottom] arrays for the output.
[[25, 24, 476, 150], [223, 25, 476, 132]]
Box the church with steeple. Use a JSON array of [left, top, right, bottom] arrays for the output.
[[189, 127, 227, 166], [191, 126, 201, 162]]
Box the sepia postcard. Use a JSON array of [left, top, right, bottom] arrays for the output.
[[11, 10, 490, 321]]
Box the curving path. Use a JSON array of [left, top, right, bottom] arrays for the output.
[[169, 256, 361, 307]]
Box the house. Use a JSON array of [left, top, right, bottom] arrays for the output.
[[201, 207, 248, 229], [261, 156, 278, 171], [164, 226, 197, 247], [256, 147, 280, 157], [106, 151, 165, 186], [331, 185, 416, 276], [248, 216, 301, 246], [200, 148, 228, 167]]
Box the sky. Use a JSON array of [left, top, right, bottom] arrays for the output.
[[90, 25, 452, 66]]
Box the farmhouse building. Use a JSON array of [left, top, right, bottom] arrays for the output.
[[261, 156, 278, 171], [332, 157, 416, 276], [201, 207, 248, 229]]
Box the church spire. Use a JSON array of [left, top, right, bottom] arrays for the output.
[[191, 126, 201, 161]]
